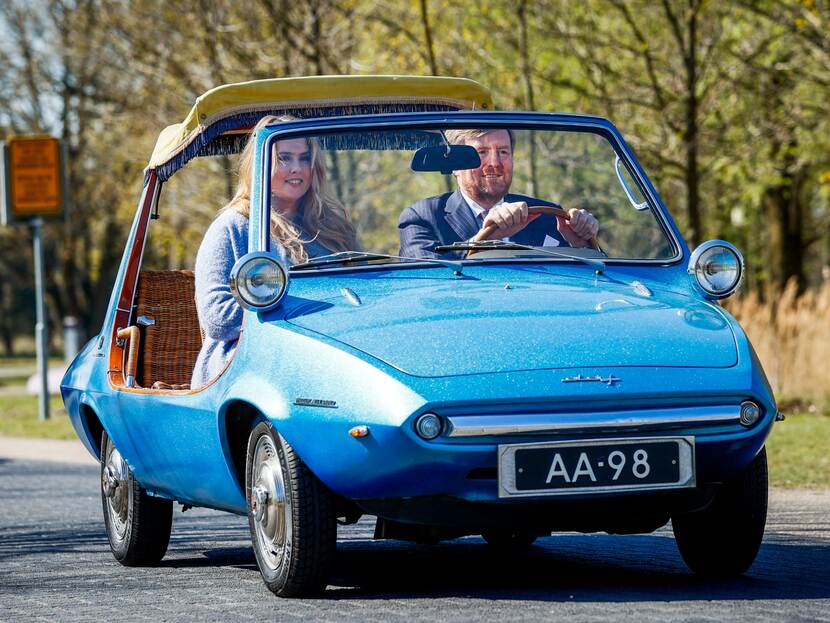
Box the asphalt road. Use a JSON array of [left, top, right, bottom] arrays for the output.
[[1, 458, 828, 622]]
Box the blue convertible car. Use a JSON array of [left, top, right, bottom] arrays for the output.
[[61, 76, 778, 596]]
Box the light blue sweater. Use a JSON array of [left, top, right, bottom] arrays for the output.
[[191, 210, 332, 387]]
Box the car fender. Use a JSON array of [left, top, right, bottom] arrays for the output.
[[219, 324, 425, 496], [61, 388, 105, 460], [716, 304, 777, 412]]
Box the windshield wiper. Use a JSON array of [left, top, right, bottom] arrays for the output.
[[292, 251, 464, 275], [434, 240, 606, 273]]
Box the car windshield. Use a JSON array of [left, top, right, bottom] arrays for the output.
[[263, 125, 676, 268]]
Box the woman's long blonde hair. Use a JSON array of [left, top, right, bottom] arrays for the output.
[[225, 115, 356, 263]]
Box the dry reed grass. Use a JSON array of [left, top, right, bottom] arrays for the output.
[[725, 280, 830, 410]]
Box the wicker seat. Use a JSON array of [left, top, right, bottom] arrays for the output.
[[133, 270, 203, 389]]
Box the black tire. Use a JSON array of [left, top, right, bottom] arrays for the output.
[[100, 431, 173, 566], [482, 530, 539, 548], [245, 420, 336, 597], [672, 446, 768, 577]]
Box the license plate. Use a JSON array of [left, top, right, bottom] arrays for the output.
[[498, 437, 695, 498]]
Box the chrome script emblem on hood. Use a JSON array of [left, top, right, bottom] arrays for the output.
[[561, 374, 622, 386]]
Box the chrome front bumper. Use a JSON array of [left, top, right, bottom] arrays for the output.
[[444, 405, 742, 438]]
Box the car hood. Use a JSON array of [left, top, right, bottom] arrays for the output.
[[284, 271, 737, 377]]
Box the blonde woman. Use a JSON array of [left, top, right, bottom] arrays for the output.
[[191, 115, 357, 387]]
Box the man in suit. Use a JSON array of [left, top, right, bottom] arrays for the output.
[[398, 128, 599, 259]]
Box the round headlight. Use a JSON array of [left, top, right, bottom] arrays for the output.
[[688, 240, 743, 299], [229, 252, 288, 311], [415, 413, 443, 440], [740, 401, 761, 427]]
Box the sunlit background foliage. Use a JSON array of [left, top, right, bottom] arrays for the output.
[[0, 0, 828, 403]]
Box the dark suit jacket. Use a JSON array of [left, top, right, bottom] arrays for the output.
[[398, 189, 568, 259]]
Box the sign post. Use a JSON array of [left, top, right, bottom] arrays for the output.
[[32, 217, 49, 421], [1, 136, 66, 421]]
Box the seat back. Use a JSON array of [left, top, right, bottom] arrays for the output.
[[134, 270, 203, 388]]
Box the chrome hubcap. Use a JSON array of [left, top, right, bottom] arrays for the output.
[[252, 485, 270, 522], [251, 435, 290, 572], [103, 446, 130, 542]]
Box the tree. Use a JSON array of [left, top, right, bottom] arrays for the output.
[[2, 0, 829, 352]]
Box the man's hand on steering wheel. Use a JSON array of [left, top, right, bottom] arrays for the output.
[[472, 203, 601, 250], [480, 201, 540, 239], [557, 208, 599, 248]]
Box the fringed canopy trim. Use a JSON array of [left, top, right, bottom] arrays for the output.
[[148, 76, 493, 180]]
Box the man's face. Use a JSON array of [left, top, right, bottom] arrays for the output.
[[453, 130, 513, 207]]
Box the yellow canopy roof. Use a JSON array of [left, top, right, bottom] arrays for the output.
[[148, 75, 493, 175]]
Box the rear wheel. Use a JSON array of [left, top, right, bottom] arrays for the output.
[[245, 420, 336, 597], [672, 446, 768, 577], [100, 431, 173, 566]]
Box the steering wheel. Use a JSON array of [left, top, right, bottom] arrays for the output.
[[466, 205, 600, 258]]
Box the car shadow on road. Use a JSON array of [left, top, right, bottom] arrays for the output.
[[319, 533, 830, 602], [178, 528, 830, 602], [2, 517, 827, 602], [0, 525, 110, 563]]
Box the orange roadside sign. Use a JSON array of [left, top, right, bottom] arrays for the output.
[[6, 136, 63, 217]]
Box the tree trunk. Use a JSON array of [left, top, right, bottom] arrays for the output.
[[517, 0, 538, 197], [0, 281, 13, 355], [683, 1, 702, 246], [419, 0, 438, 76], [762, 144, 806, 295], [310, 0, 323, 75]]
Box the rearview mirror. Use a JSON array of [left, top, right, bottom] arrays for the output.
[[411, 145, 481, 175]]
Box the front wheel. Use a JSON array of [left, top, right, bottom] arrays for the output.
[[100, 431, 173, 566], [246, 420, 336, 597], [672, 446, 768, 577]]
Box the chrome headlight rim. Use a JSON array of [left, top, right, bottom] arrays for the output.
[[229, 251, 289, 312], [687, 240, 744, 299], [414, 413, 443, 440], [739, 400, 762, 427]]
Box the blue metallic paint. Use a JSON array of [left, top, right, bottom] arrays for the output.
[[61, 112, 776, 524], [284, 267, 739, 375]]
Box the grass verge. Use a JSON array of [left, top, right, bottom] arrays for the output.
[[0, 396, 76, 440], [0, 355, 64, 368], [766, 412, 830, 489]]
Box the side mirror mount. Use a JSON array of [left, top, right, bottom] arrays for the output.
[[229, 252, 289, 312], [411, 145, 481, 175], [614, 155, 649, 211], [688, 240, 744, 300]]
